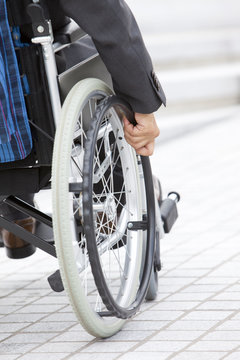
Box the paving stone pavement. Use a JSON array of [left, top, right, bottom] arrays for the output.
[[0, 107, 240, 360]]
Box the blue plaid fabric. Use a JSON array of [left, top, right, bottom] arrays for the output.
[[0, 0, 32, 163]]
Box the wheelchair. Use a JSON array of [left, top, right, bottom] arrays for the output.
[[0, 0, 179, 338]]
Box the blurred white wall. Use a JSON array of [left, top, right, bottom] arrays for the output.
[[126, 0, 240, 115], [127, 0, 240, 33]]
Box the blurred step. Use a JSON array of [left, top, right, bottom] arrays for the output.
[[147, 28, 240, 68], [128, 0, 240, 33], [156, 105, 240, 144], [157, 62, 240, 114], [126, 0, 240, 114]]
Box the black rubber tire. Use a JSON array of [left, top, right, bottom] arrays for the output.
[[145, 267, 159, 301], [145, 180, 163, 301], [83, 95, 156, 319]]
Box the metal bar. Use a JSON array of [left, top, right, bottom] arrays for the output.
[[69, 182, 83, 192], [31, 34, 62, 127], [0, 216, 56, 257], [97, 311, 114, 317], [127, 220, 148, 231], [4, 196, 52, 227]]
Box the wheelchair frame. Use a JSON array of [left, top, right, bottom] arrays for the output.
[[0, 0, 170, 338]]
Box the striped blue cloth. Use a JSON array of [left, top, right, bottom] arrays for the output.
[[0, 0, 32, 163]]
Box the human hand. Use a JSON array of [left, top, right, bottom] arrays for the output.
[[123, 113, 160, 156]]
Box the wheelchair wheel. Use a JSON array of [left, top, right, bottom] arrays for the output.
[[52, 79, 155, 337], [83, 96, 156, 319]]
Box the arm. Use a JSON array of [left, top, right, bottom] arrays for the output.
[[59, 0, 165, 154], [59, 0, 165, 113]]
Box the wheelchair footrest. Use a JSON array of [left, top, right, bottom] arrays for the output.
[[47, 270, 64, 292], [161, 192, 180, 233]]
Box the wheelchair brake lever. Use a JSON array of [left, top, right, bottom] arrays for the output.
[[27, 3, 50, 37]]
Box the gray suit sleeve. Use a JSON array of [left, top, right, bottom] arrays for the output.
[[59, 0, 166, 113]]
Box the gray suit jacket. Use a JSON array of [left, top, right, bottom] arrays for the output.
[[58, 0, 166, 113]]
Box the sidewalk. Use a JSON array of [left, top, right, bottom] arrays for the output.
[[0, 107, 240, 360]]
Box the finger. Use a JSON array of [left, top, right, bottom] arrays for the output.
[[123, 116, 130, 127], [123, 116, 136, 130], [123, 117, 138, 138], [124, 134, 146, 149], [124, 126, 148, 142], [124, 131, 154, 149], [123, 116, 148, 136], [136, 142, 154, 156]]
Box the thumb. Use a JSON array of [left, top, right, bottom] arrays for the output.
[[123, 116, 131, 127]]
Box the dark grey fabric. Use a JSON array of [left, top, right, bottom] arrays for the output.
[[58, 0, 166, 113]]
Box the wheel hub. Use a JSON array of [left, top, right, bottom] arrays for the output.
[[104, 194, 117, 221]]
